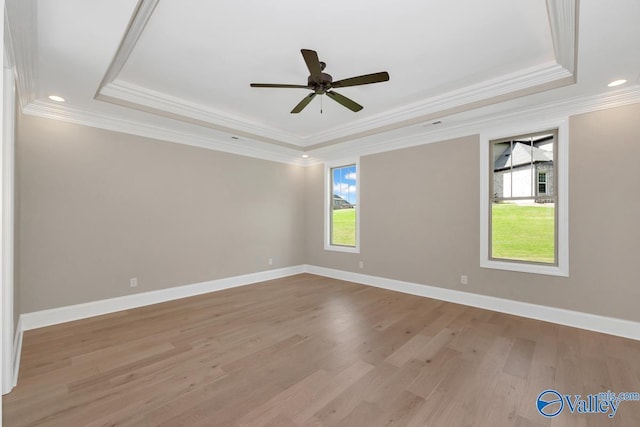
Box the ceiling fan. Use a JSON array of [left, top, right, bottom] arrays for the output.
[[250, 49, 390, 114]]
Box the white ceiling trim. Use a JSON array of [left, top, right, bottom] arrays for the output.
[[11, 0, 615, 169], [23, 99, 306, 166], [307, 0, 578, 148], [94, 0, 302, 149], [97, 61, 571, 151], [93, 0, 578, 150], [546, 0, 577, 74], [4, 0, 37, 109], [98, 79, 302, 148], [22, 85, 640, 167], [302, 61, 572, 148], [305, 85, 640, 164], [95, 0, 160, 96]]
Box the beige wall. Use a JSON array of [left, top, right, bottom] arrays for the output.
[[16, 113, 306, 313], [305, 103, 640, 323], [16, 103, 640, 322]]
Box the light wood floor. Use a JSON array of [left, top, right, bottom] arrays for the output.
[[3, 274, 640, 426]]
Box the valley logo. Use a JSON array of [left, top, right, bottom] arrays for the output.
[[537, 389, 640, 418]]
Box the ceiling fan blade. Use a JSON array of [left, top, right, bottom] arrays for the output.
[[250, 83, 312, 89], [326, 91, 363, 112], [291, 93, 316, 114], [331, 72, 390, 88], [301, 49, 322, 82]]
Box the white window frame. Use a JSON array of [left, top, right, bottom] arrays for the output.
[[324, 158, 360, 253], [480, 119, 569, 277]]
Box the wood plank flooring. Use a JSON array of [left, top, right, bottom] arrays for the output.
[[3, 274, 640, 426]]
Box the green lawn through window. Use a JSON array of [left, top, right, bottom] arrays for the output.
[[332, 208, 356, 246], [491, 203, 555, 263]]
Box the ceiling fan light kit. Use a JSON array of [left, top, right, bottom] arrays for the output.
[[250, 49, 390, 114]]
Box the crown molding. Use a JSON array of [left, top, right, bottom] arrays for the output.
[[93, 0, 578, 150], [12, 0, 602, 167], [302, 61, 573, 148], [4, 0, 38, 109], [546, 0, 577, 74], [98, 79, 302, 149], [307, 85, 640, 162], [22, 100, 307, 166], [94, 0, 304, 150], [99, 62, 573, 150], [21, 86, 640, 167], [95, 0, 159, 95]]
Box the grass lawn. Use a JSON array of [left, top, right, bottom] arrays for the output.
[[332, 208, 356, 246], [492, 203, 555, 263]]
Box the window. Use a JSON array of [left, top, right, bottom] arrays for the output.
[[325, 160, 359, 252], [538, 172, 547, 194], [480, 120, 568, 276]]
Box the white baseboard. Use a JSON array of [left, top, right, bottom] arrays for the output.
[[17, 263, 640, 344], [3, 317, 24, 395], [9, 263, 640, 393], [20, 265, 305, 331], [12, 317, 22, 388], [304, 265, 640, 341]]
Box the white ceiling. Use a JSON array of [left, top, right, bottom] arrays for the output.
[[5, 0, 640, 163]]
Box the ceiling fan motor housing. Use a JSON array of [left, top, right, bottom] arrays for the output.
[[309, 73, 333, 93]]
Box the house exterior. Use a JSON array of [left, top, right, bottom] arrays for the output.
[[333, 194, 354, 209], [493, 140, 554, 202]]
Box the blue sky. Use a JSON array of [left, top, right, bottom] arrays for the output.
[[333, 165, 357, 204]]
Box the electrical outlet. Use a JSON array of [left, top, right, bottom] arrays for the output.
[[460, 275, 468, 285], [358, 261, 364, 269], [129, 277, 138, 288], [268, 258, 273, 266]]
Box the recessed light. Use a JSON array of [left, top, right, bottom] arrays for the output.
[[301, 154, 309, 158], [608, 79, 627, 87], [48, 95, 65, 102]]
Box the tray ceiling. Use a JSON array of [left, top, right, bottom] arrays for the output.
[[5, 0, 640, 163]]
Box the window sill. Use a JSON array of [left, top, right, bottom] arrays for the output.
[[481, 259, 568, 277], [324, 244, 360, 254]]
